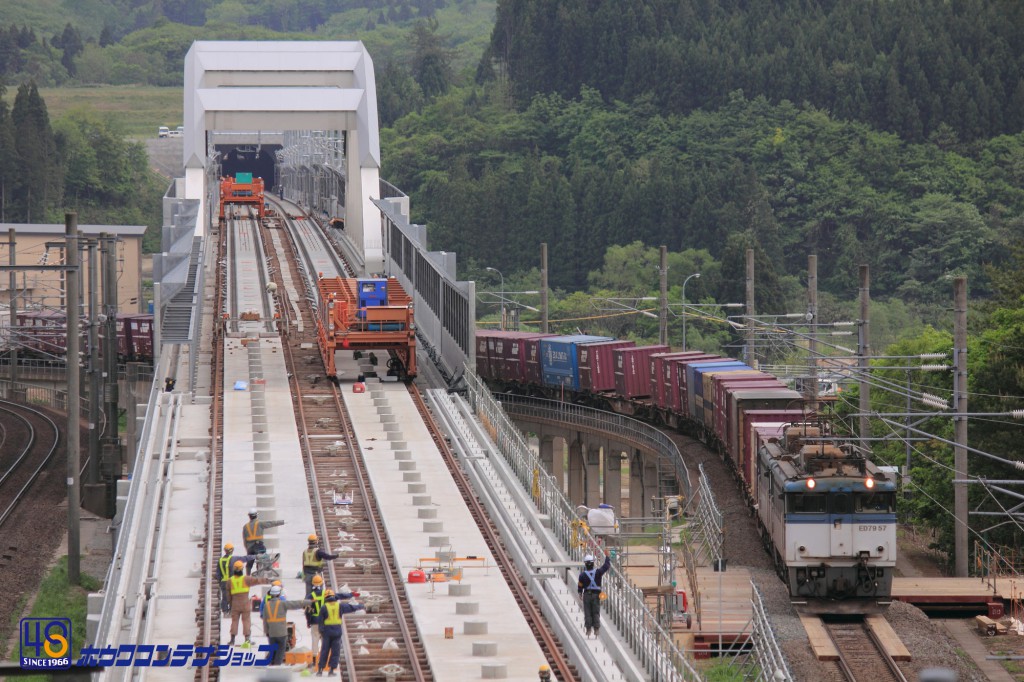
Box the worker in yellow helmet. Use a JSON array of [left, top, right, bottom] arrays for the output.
[[302, 533, 339, 597], [316, 589, 365, 676], [227, 560, 270, 647], [215, 542, 255, 616]]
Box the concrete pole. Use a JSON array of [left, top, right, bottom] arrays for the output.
[[745, 249, 755, 368], [9, 228, 17, 386], [858, 265, 871, 452], [659, 246, 668, 346], [808, 255, 818, 413], [65, 213, 81, 585], [88, 240, 100, 485], [126, 363, 140, 476], [540, 243, 549, 334], [954, 277, 969, 577], [103, 235, 120, 475]]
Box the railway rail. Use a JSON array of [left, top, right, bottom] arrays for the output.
[[0, 399, 60, 530], [824, 617, 909, 682]]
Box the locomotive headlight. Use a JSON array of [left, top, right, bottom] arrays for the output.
[[877, 546, 884, 553], [806, 478, 816, 489], [865, 477, 875, 489]]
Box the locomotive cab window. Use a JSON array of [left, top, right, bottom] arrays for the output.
[[829, 493, 853, 514], [788, 493, 826, 513], [855, 492, 894, 512]]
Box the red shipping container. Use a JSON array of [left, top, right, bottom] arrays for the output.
[[648, 352, 705, 409], [746, 417, 802, 492], [712, 378, 785, 441], [700, 368, 770, 429], [524, 336, 546, 385], [579, 340, 635, 392], [675, 357, 727, 418], [665, 354, 719, 414], [710, 370, 782, 433], [614, 345, 670, 398], [487, 331, 554, 382], [475, 330, 497, 379]]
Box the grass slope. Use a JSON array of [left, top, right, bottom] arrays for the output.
[[39, 85, 183, 138]]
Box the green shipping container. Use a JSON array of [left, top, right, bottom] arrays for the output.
[[236, 172, 253, 184]]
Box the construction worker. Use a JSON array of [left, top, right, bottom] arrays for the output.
[[243, 508, 285, 574], [306, 577, 354, 658], [316, 589, 365, 676], [216, 543, 255, 615], [227, 560, 270, 646], [302, 534, 339, 597], [259, 580, 287, 615], [577, 553, 611, 637], [261, 584, 311, 665]]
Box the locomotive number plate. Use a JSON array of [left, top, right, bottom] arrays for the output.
[[858, 525, 884, 532]]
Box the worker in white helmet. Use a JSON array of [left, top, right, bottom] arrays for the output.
[[577, 553, 611, 637]]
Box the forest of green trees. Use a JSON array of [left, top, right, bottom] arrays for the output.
[[0, 0, 1022, 565]]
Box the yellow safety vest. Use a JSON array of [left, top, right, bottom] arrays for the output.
[[244, 520, 262, 542], [265, 598, 285, 623], [218, 556, 232, 581], [303, 548, 323, 570], [323, 601, 342, 625], [310, 589, 325, 617], [230, 575, 248, 595]]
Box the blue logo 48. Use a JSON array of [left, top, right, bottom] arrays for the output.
[[20, 618, 72, 669]]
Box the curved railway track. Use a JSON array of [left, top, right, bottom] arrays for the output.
[[0, 400, 61, 529], [824, 617, 909, 682]]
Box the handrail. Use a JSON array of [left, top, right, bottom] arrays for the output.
[[465, 369, 703, 681], [496, 393, 692, 503]]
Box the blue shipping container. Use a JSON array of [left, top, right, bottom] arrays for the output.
[[540, 335, 613, 391], [687, 361, 749, 420]]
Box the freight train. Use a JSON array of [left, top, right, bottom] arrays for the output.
[[9, 310, 155, 362], [475, 330, 896, 611]]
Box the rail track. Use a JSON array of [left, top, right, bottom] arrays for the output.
[[0, 399, 61, 529], [824, 617, 909, 682], [269, 211, 428, 680]]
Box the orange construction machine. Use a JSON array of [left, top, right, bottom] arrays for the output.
[[219, 172, 265, 218], [315, 277, 417, 381]]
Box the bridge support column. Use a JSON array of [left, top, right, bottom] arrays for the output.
[[538, 434, 554, 476], [604, 446, 623, 512], [585, 443, 602, 508], [551, 436, 566, 495], [568, 438, 584, 506], [628, 449, 658, 518]]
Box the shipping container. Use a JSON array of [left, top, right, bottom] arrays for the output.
[[524, 336, 547, 385], [711, 377, 785, 440], [726, 389, 804, 483], [647, 352, 706, 409], [699, 367, 764, 428], [664, 354, 719, 414], [540, 335, 613, 390], [578, 340, 635, 392], [741, 414, 804, 491], [481, 331, 555, 382], [614, 345, 670, 398], [688, 361, 750, 420], [674, 357, 727, 419], [475, 330, 496, 379]]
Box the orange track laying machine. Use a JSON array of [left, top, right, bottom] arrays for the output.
[[219, 172, 265, 219], [315, 277, 417, 380]]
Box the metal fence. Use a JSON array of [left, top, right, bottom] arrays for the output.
[[748, 583, 794, 681], [465, 369, 704, 681], [495, 393, 693, 504]]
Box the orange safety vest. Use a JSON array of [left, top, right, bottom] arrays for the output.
[[244, 520, 263, 543], [230, 575, 249, 595], [323, 601, 342, 625], [303, 548, 323, 570], [265, 598, 285, 623]]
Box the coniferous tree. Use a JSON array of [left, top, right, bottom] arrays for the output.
[[12, 82, 60, 222]]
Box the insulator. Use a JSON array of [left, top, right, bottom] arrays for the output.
[[920, 392, 949, 410], [919, 365, 950, 372], [1012, 410, 1024, 419]]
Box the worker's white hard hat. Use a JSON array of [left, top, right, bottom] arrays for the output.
[[249, 508, 258, 517], [269, 585, 282, 596], [584, 554, 595, 562]]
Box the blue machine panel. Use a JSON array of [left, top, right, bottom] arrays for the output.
[[357, 279, 388, 308], [540, 335, 613, 391]]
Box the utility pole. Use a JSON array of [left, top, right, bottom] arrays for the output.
[[858, 265, 871, 452], [658, 246, 668, 346], [745, 249, 755, 368], [102, 234, 120, 495], [87, 240, 100, 485], [65, 213, 81, 586], [8, 228, 16, 388], [954, 277, 968, 577], [540, 243, 549, 334], [808, 255, 818, 413]]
